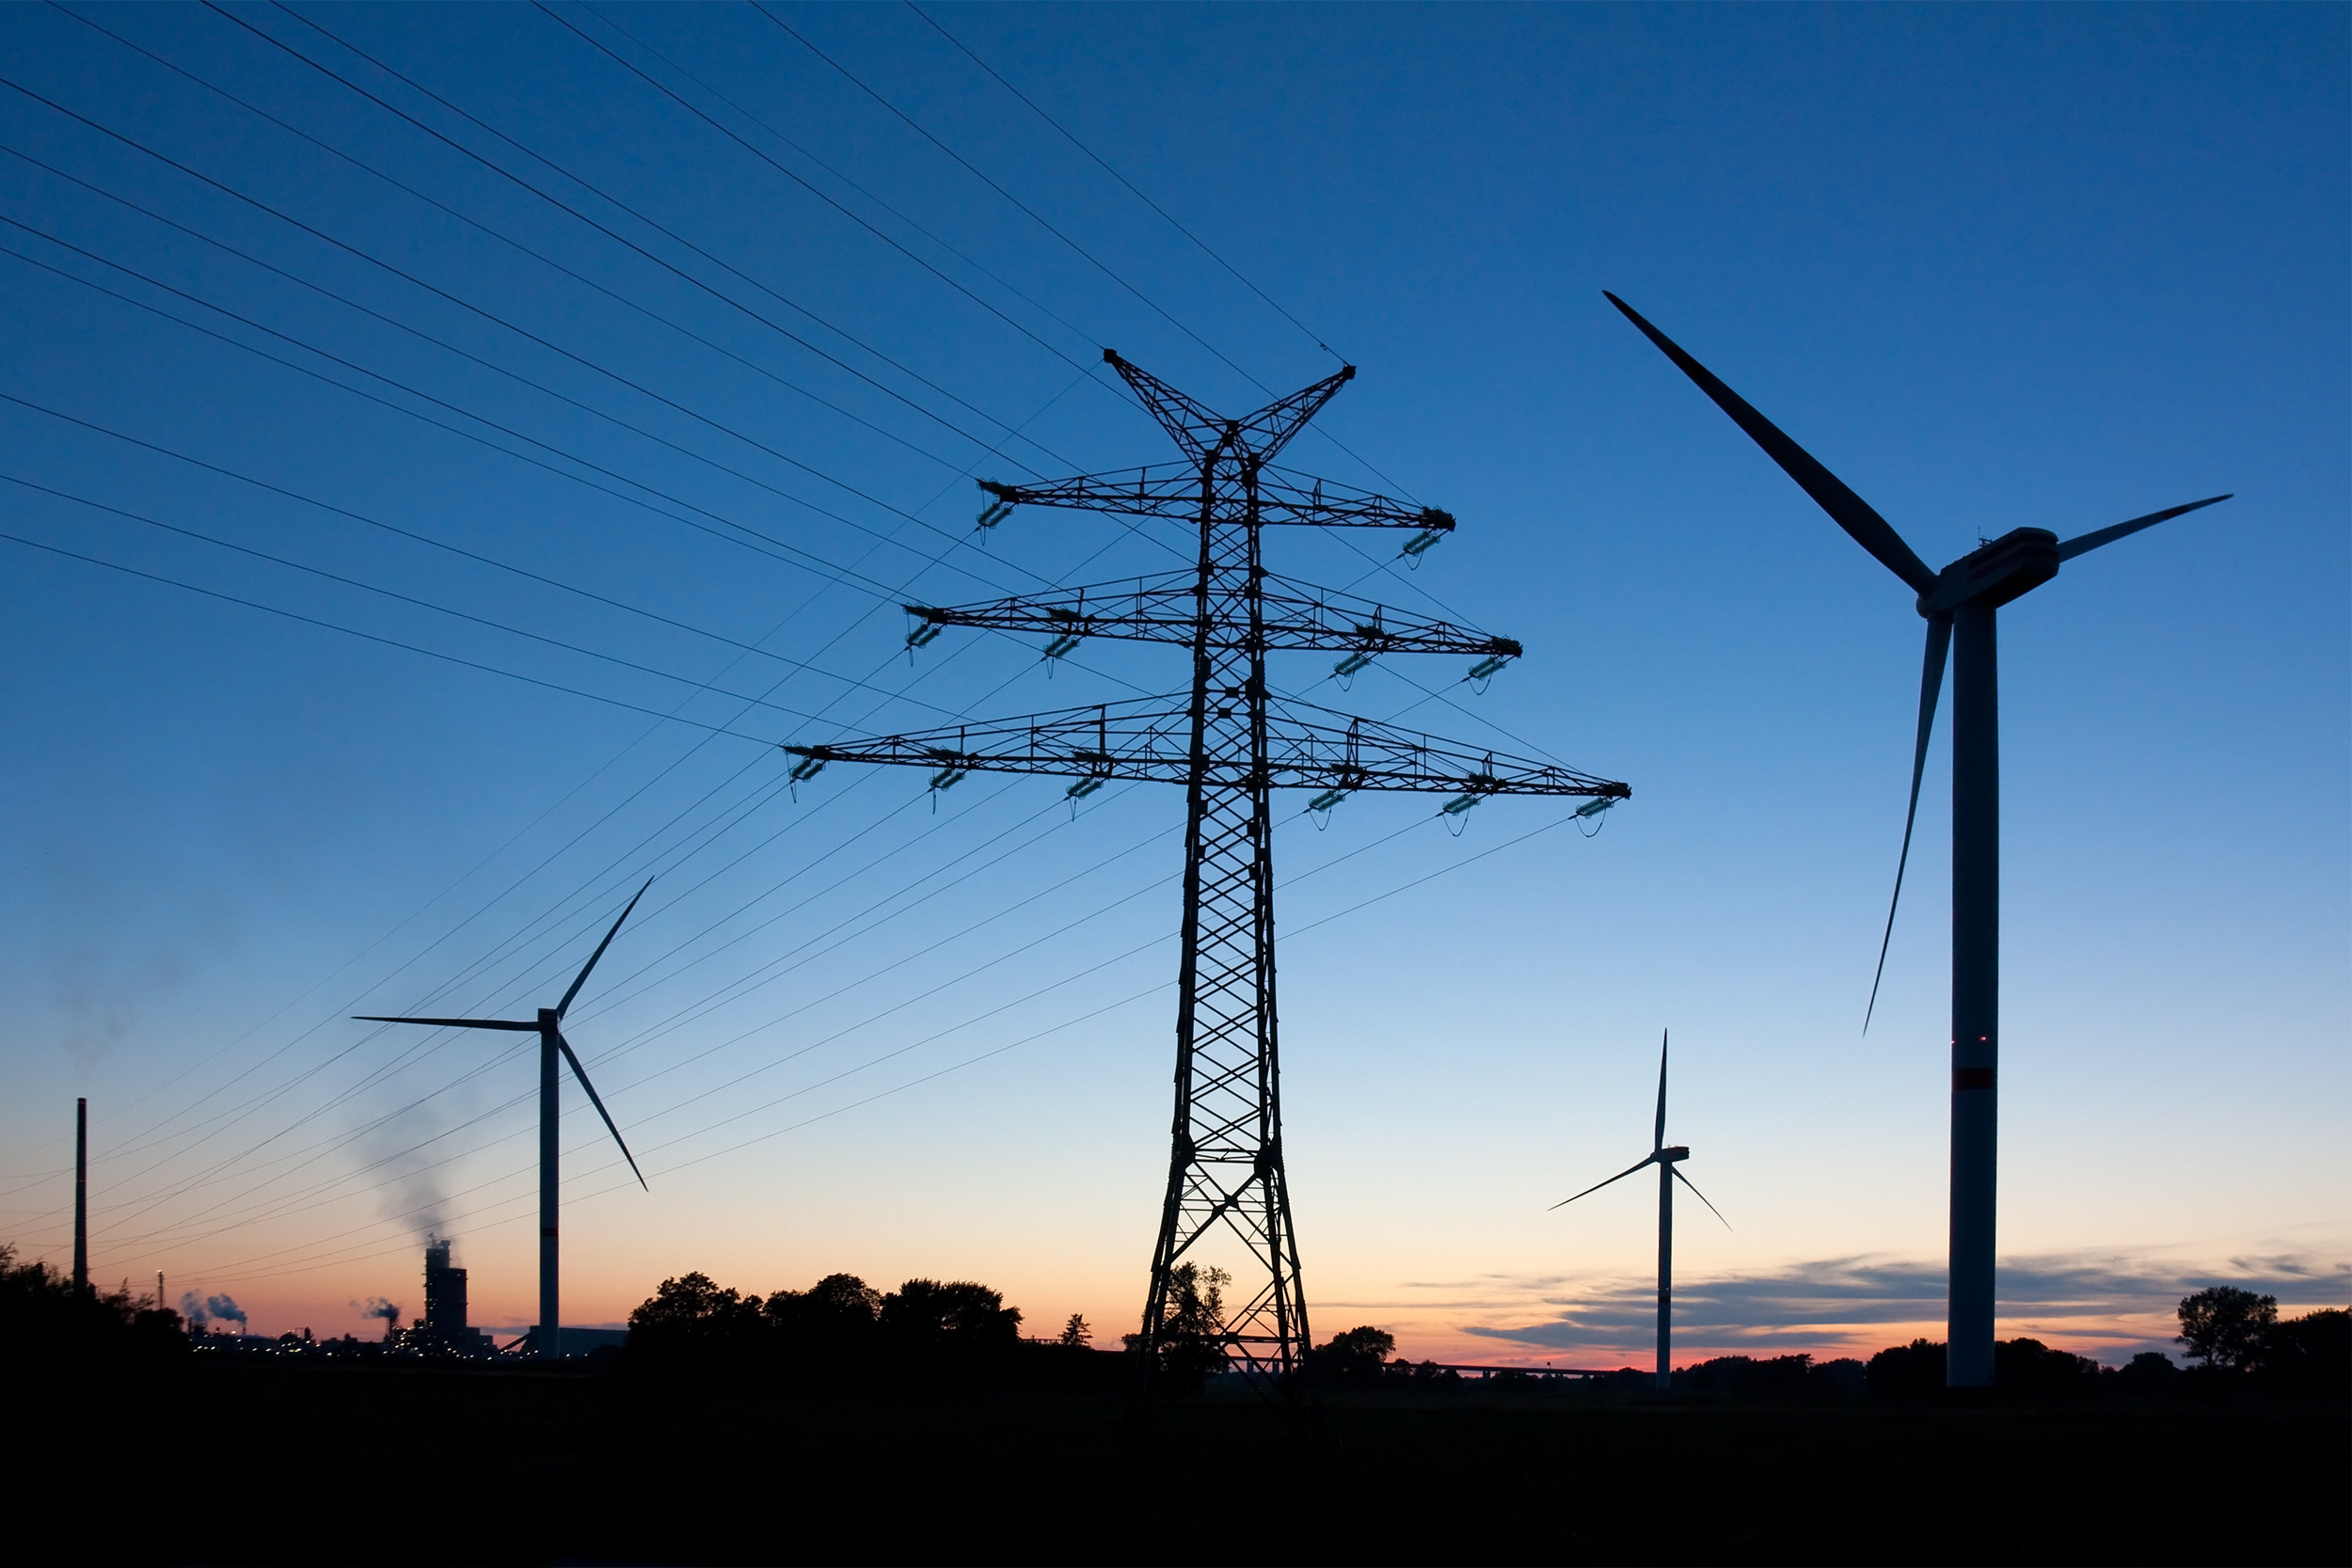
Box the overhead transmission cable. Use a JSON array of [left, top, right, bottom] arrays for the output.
[[2, 475, 923, 729], [766, 0, 1422, 506], [0, 87, 1051, 586], [578, 0, 1110, 371], [18, 0, 1421, 1250], [181, 802, 1589, 1288], [36, 375, 1130, 1229], [259, 0, 1106, 389], [122, 741, 1546, 1265], [155, 772, 1493, 1257], [900, 0, 1342, 364], [5, 330, 1089, 1199], [39, 338, 1110, 1212], [748, 1, 1272, 395], [99, 780, 1104, 1252], [0, 396, 974, 720], [205, 0, 1094, 470], [0, 226, 1015, 602], [55, 0, 1044, 483], [0, 528, 784, 739], [23, 12, 1198, 586]]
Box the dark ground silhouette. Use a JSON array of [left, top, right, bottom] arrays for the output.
[[8, 1357, 2343, 1565], [7, 1259, 2342, 1564]]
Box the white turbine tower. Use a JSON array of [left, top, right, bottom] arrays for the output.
[[1551, 1030, 1729, 1389]]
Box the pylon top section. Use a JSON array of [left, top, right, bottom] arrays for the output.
[[1104, 348, 1356, 467], [979, 355, 1450, 533]]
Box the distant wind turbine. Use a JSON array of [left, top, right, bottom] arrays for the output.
[[1551, 1030, 1727, 1390], [358, 879, 652, 1358], [1606, 292, 2229, 1386]]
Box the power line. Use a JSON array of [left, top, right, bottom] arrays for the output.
[[0, 394, 977, 719], [0, 86, 1052, 584], [177, 803, 1592, 1290], [749, 0, 1275, 396], [136, 765, 1523, 1259], [900, 0, 1342, 366], [262, 0, 1106, 390], [3, 471, 923, 729], [56, 0, 1051, 482], [0, 228, 999, 600], [0, 527, 786, 739], [579, 0, 1112, 374], [789, 0, 1422, 505], [13, 0, 1505, 1278], [25, 404, 1134, 1240], [200, 0, 1095, 472], [16, 342, 1129, 1212]]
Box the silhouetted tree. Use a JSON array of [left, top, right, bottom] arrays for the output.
[[0, 1243, 184, 1372], [1866, 1338, 1945, 1400], [1678, 1353, 1817, 1399], [1057, 1313, 1091, 1347], [762, 1273, 882, 1358], [2251, 1307, 2350, 1401], [1993, 1337, 2100, 1397], [881, 1279, 1023, 1354], [1127, 1262, 1229, 1391], [626, 1271, 771, 1375], [2177, 1286, 2277, 1370], [1312, 1325, 1395, 1385], [2116, 1350, 2181, 1396], [1808, 1357, 1868, 1399]]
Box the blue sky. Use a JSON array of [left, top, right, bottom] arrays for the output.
[[0, 2, 2342, 1362]]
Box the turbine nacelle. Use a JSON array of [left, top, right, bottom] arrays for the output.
[[1657, 1144, 1691, 1164], [1919, 529, 2061, 617]]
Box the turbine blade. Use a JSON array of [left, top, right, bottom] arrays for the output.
[[353, 1016, 540, 1031], [1865, 612, 1952, 1034], [1549, 1152, 1658, 1211], [1654, 1029, 1669, 1152], [1672, 1165, 1732, 1230], [556, 878, 652, 1022], [1604, 293, 1938, 595], [554, 1031, 647, 1191], [2055, 495, 2231, 562]]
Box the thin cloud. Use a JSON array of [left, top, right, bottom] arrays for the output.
[[1396, 1247, 2352, 1364]]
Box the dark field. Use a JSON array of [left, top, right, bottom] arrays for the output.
[[18, 1362, 2345, 1565]]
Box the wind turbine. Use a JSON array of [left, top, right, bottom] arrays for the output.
[[1551, 1030, 1727, 1390], [358, 879, 652, 1358], [1606, 292, 2230, 1386]]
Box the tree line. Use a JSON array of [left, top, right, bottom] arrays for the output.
[[7, 1235, 2341, 1404], [1864, 1288, 2346, 1402]]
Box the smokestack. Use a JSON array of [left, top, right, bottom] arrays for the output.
[[72, 1099, 87, 1295]]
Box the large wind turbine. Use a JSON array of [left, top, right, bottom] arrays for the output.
[[358, 880, 652, 1358], [1607, 293, 2230, 1386], [1551, 1030, 1727, 1390]]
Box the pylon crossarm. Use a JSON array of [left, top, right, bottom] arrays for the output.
[[982, 466, 1449, 531], [784, 697, 1629, 800], [908, 572, 1519, 657]]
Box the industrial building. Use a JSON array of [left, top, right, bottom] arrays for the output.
[[398, 1238, 496, 1357]]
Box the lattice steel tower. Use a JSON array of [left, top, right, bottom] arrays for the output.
[[788, 352, 1628, 1382]]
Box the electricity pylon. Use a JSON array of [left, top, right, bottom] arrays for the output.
[[787, 351, 1629, 1385]]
